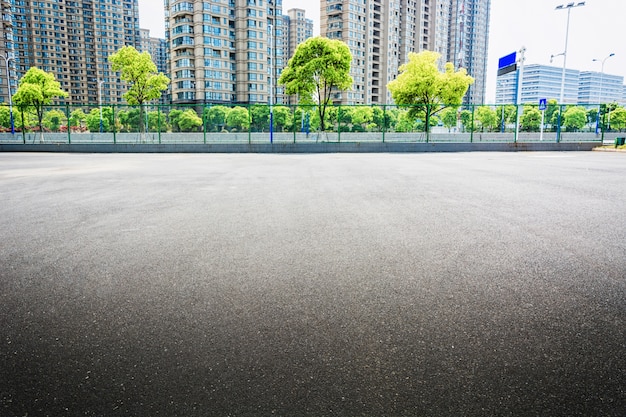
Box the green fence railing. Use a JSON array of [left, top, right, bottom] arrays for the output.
[[0, 103, 615, 144]]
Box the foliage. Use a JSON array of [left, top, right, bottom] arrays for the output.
[[69, 109, 87, 128], [85, 107, 114, 132], [607, 107, 626, 131], [250, 104, 269, 132], [278, 37, 353, 132], [109, 46, 170, 134], [460, 110, 473, 132], [12, 67, 68, 140], [42, 109, 66, 132], [204, 106, 230, 132], [563, 106, 587, 131], [520, 106, 542, 132], [177, 109, 203, 132], [440, 108, 458, 131], [496, 105, 517, 131], [474, 106, 498, 132], [387, 51, 474, 137], [273, 106, 292, 132], [226, 106, 250, 131]]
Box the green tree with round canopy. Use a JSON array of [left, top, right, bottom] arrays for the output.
[[387, 51, 473, 140], [278, 37, 353, 133], [12, 67, 68, 142], [109, 46, 169, 140]]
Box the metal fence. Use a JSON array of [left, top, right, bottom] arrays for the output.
[[0, 103, 613, 145]]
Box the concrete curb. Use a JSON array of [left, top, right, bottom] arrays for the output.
[[0, 142, 602, 153]]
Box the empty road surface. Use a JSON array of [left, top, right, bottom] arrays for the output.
[[1, 152, 624, 416]]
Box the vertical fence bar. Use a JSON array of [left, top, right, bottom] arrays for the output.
[[470, 105, 475, 143], [248, 104, 251, 145], [337, 105, 341, 143]]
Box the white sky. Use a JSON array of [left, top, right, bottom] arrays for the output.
[[138, 0, 626, 103]]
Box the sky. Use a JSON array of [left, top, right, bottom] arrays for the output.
[[138, 0, 626, 103]]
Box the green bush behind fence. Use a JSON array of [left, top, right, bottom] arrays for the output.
[[0, 103, 615, 144]]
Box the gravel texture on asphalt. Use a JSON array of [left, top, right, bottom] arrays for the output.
[[0, 152, 624, 416]]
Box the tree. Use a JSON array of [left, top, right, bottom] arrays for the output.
[[496, 105, 517, 132], [387, 51, 473, 140], [226, 106, 250, 132], [563, 106, 587, 131], [609, 107, 626, 131], [278, 37, 353, 133], [204, 106, 230, 132], [460, 110, 473, 132], [85, 107, 113, 132], [520, 106, 541, 132], [42, 109, 66, 132], [177, 109, 203, 132], [475, 106, 498, 132], [69, 109, 87, 131], [109, 46, 169, 139], [12, 67, 68, 142], [440, 108, 458, 131]]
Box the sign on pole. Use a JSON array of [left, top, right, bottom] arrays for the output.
[[498, 52, 517, 76]]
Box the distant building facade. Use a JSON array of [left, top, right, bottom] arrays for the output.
[[0, 0, 142, 105], [319, 0, 492, 105], [164, 0, 287, 105], [496, 64, 625, 106]]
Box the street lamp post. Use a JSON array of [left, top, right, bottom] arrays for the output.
[[592, 53, 615, 137], [553, 2, 585, 142], [555, 2, 585, 104], [1, 51, 15, 134], [268, 24, 274, 144]]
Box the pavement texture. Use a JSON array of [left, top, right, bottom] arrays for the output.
[[0, 152, 624, 416]]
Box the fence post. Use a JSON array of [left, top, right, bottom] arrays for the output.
[[556, 105, 563, 143], [65, 103, 71, 144]]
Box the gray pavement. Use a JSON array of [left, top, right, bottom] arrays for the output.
[[0, 152, 624, 416]]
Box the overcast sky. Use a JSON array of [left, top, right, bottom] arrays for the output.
[[138, 0, 626, 103]]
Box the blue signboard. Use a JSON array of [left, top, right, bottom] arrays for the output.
[[498, 52, 517, 76]]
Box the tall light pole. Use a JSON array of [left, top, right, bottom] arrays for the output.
[[268, 23, 274, 144], [592, 53, 614, 136], [98, 80, 104, 133], [1, 51, 15, 134], [592, 53, 615, 104], [555, 2, 585, 105]]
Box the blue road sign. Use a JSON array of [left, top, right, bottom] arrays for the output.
[[498, 52, 517, 76]]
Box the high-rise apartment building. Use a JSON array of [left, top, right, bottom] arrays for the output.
[[1, 0, 142, 105], [165, 0, 286, 105], [447, 0, 490, 105], [283, 8, 312, 60], [320, 0, 491, 105], [140, 28, 167, 75], [0, 0, 16, 106]]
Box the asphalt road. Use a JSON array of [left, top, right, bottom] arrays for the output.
[[1, 152, 624, 416]]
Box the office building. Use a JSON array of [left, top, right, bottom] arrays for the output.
[[320, 0, 491, 105], [165, 0, 286, 105], [495, 63, 625, 106], [0, 0, 142, 105]]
